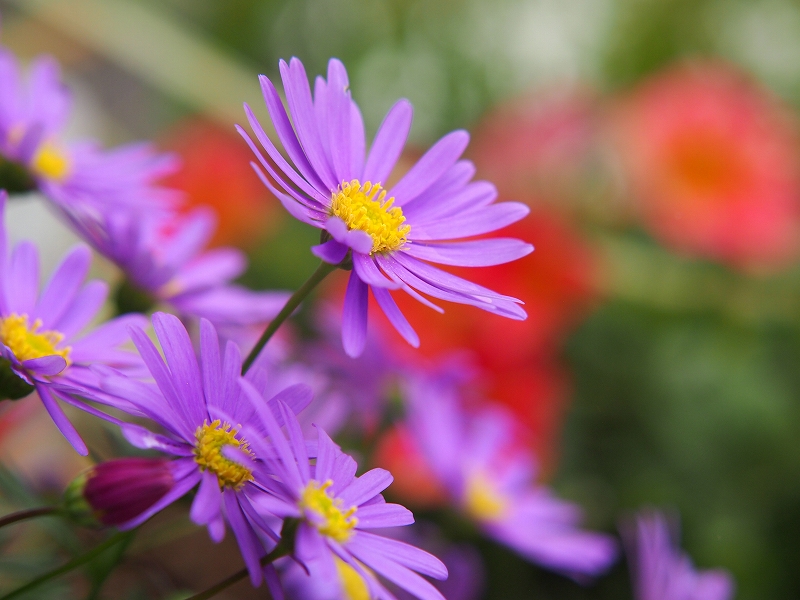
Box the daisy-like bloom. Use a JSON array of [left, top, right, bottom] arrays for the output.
[[0, 191, 146, 455], [239, 57, 533, 356], [622, 510, 734, 600], [241, 391, 449, 600], [403, 374, 617, 580], [101, 312, 313, 587], [0, 48, 178, 210], [610, 60, 800, 269], [60, 204, 289, 335]]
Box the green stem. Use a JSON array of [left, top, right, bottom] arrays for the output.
[[184, 544, 290, 600], [0, 530, 135, 600], [0, 506, 58, 529], [242, 260, 338, 374]]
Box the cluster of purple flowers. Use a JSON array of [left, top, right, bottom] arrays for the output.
[[0, 39, 736, 600]]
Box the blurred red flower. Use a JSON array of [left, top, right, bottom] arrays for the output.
[[371, 212, 599, 467], [610, 61, 800, 269], [161, 118, 281, 248]]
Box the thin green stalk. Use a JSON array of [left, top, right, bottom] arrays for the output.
[[0, 530, 135, 600], [242, 260, 338, 374], [184, 544, 290, 600], [0, 506, 58, 530]]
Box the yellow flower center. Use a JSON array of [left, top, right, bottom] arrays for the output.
[[464, 473, 507, 521], [0, 313, 70, 366], [335, 557, 370, 600], [329, 179, 410, 254], [31, 141, 71, 182], [299, 479, 358, 542], [193, 420, 254, 489]]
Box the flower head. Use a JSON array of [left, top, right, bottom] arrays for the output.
[[242, 391, 448, 600], [0, 48, 178, 211], [611, 61, 800, 269], [622, 510, 735, 600], [61, 205, 289, 335], [0, 191, 146, 455], [239, 57, 533, 356], [402, 373, 618, 579], [101, 312, 313, 586]]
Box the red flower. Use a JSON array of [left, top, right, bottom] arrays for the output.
[[610, 61, 800, 269]]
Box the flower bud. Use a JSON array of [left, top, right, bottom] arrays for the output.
[[65, 457, 175, 527]]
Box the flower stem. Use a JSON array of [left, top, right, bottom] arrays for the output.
[[0, 506, 58, 529], [0, 530, 136, 600], [242, 260, 338, 374], [184, 543, 291, 600]]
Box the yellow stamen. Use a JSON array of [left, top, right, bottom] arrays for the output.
[[336, 557, 370, 600], [464, 473, 507, 521], [300, 479, 358, 542], [0, 313, 70, 365], [194, 420, 254, 489], [32, 141, 71, 182], [329, 179, 410, 254]]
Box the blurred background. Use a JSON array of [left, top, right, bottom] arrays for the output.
[[3, 0, 800, 598]]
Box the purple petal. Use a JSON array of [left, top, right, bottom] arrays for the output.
[[37, 384, 87, 455], [325, 58, 352, 181], [372, 286, 419, 348], [350, 101, 366, 180], [410, 202, 530, 241], [404, 238, 534, 267], [54, 280, 107, 339], [354, 503, 414, 529], [391, 130, 469, 206], [279, 400, 311, 482], [363, 99, 413, 184], [269, 384, 314, 422], [313, 426, 338, 483], [257, 76, 329, 194], [23, 355, 67, 376], [224, 491, 264, 586], [120, 423, 190, 455], [339, 468, 393, 507], [311, 239, 349, 264], [6, 241, 39, 314], [341, 272, 368, 358], [32, 245, 90, 326], [280, 58, 337, 189], [118, 459, 201, 530], [190, 470, 222, 526], [350, 530, 448, 580], [199, 319, 223, 410], [352, 254, 399, 289], [348, 537, 447, 600]]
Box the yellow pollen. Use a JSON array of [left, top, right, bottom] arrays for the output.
[[329, 179, 410, 254], [193, 420, 254, 489], [464, 473, 507, 521], [335, 557, 370, 600], [299, 479, 358, 543], [0, 313, 70, 365], [32, 141, 71, 181]]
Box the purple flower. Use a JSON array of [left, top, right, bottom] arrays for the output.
[[404, 374, 618, 580], [622, 510, 735, 600], [0, 191, 146, 455], [239, 57, 533, 356], [60, 205, 289, 335], [0, 48, 178, 210], [101, 312, 313, 587], [242, 392, 449, 600]]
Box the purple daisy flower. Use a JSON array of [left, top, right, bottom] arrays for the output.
[[404, 373, 618, 580], [0, 191, 146, 455], [239, 57, 533, 356], [241, 391, 449, 600], [101, 312, 313, 587], [60, 204, 289, 335], [622, 510, 735, 600], [0, 47, 178, 210]]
